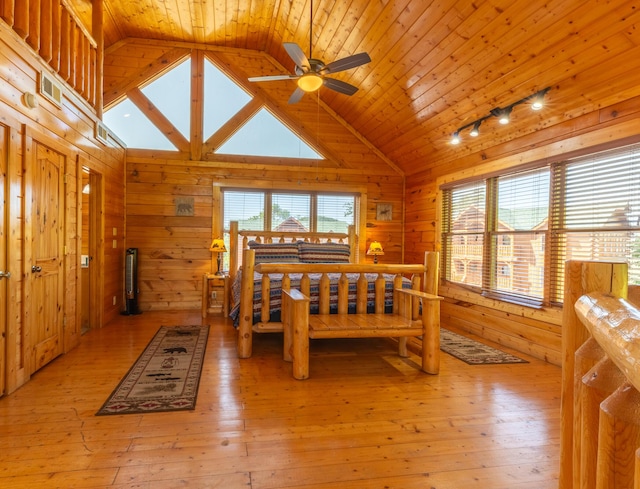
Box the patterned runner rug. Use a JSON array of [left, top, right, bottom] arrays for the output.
[[440, 328, 528, 364], [96, 325, 209, 415]]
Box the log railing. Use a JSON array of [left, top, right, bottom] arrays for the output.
[[0, 0, 102, 112], [559, 260, 640, 489]]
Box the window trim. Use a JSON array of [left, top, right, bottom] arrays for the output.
[[215, 180, 368, 260]]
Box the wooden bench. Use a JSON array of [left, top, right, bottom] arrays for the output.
[[282, 285, 443, 380]]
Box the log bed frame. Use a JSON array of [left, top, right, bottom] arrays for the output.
[[228, 221, 442, 368]]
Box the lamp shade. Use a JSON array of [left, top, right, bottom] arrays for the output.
[[367, 241, 384, 255], [209, 238, 227, 253]]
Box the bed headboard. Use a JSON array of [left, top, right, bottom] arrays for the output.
[[228, 220, 358, 281]]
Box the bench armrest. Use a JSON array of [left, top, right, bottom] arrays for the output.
[[395, 288, 442, 301]]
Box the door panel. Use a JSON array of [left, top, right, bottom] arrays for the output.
[[30, 142, 65, 373], [0, 124, 7, 395]]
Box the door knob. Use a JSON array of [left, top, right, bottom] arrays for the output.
[[31, 265, 42, 273], [0, 270, 10, 279]]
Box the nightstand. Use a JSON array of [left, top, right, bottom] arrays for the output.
[[202, 273, 229, 317]]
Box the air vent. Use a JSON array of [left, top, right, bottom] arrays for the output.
[[39, 72, 62, 107], [95, 121, 109, 145]]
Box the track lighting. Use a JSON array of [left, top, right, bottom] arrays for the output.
[[450, 87, 550, 145], [496, 106, 512, 124]]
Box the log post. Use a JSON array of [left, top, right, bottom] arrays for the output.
[[596, 382, 640, 489], [285, 289, 310, 380], [580, 357, 626, 489], [635, 447, 640, 489], [559, 260, 628, 488], [573, 338, 607, 489], [237, 249, 255, 358], [422, 293, 441, 375]]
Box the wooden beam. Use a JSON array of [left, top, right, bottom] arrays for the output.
[[127, 87, 190, 153], [190, 50, 204, 161]]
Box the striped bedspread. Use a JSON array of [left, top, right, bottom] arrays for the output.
[[229, 271, 412, 326]]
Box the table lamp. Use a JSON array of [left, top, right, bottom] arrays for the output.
[[367, 241, 384, 264], [209, 238, 227, 275]]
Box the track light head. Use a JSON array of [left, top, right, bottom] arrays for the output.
[[450, 131, 461, 145], [469, 121, 481, 137], [491, 106, 512, 124], [529, 87, 550, 111]]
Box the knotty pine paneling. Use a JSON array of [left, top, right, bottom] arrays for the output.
[[126, 155, 405, 312], [0, 22, 125, 395]]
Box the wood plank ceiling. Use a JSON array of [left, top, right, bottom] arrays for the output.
[[70, 0, 640, 176]]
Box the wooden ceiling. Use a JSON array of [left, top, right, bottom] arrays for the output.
[[70, 0, 640, 176]]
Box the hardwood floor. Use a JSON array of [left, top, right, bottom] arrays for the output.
[[0, 311, 561, 488]]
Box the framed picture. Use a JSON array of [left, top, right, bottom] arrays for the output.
[[376, 203, 392, 221], [175, 197, 195, 216]]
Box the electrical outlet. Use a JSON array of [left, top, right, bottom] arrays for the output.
[[211, 291, 217, 299]]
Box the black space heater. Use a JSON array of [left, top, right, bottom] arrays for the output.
[[122, 247, 142, 315]]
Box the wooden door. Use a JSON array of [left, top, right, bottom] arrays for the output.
[[29, 142, 65, 373], [0, 124, 7, 395]]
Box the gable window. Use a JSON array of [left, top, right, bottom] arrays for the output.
[[441, 143, 640, 307], [102, 53, 323, 160]]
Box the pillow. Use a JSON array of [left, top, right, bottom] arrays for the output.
[[248, 241, 300, 263], [298, 242, 351, 263]]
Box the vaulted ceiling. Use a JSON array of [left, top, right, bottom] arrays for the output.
[[70, 0, 640, 176]]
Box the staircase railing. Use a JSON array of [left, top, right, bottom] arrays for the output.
[[559, 260, 640, 489], [1, 0, 103, 113]]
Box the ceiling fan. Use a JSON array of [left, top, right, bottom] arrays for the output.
[[248, 1, 371, 104]]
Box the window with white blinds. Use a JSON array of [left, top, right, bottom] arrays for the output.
[[222, 189, 358, 266], [549, 146, 640, 302], [441, 142, 640, 306], [492, 168, 549, 304], [441, 181, 486, 288]]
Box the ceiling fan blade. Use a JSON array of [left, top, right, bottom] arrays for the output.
[[323, 78, 359, 96], [248, 75, 297, 82], [288, 87, 306, 104], [283, 42, 311, 71], [322, 52, 371, 75]]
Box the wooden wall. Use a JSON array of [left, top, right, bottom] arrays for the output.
[[405, 97, 640, 366], [125, 154, 404, 311], [0, 20, 125, 394]]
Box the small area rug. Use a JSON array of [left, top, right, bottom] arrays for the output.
[[96, 325, 209, 416], [440, 328, 528, 365]]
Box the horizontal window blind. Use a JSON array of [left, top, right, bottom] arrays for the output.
[[271, 193, 311, 232], [550, 145, 640, 301], [442, 143, 640, 307], [442, 181, 486, 287], [489, 168, 549, 304]]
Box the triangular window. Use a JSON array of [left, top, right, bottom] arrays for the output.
[[103, 51, 324, 159], [103, 98, 177, 151], [204, 59, 251, 139], [141, 58, 191, 139], [217, 108, 321, 159]]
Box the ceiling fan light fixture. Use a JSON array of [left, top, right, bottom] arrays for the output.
[[297, 73, 324, 92]]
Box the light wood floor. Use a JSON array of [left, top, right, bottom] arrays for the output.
[[0, 311, 561, 488]]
